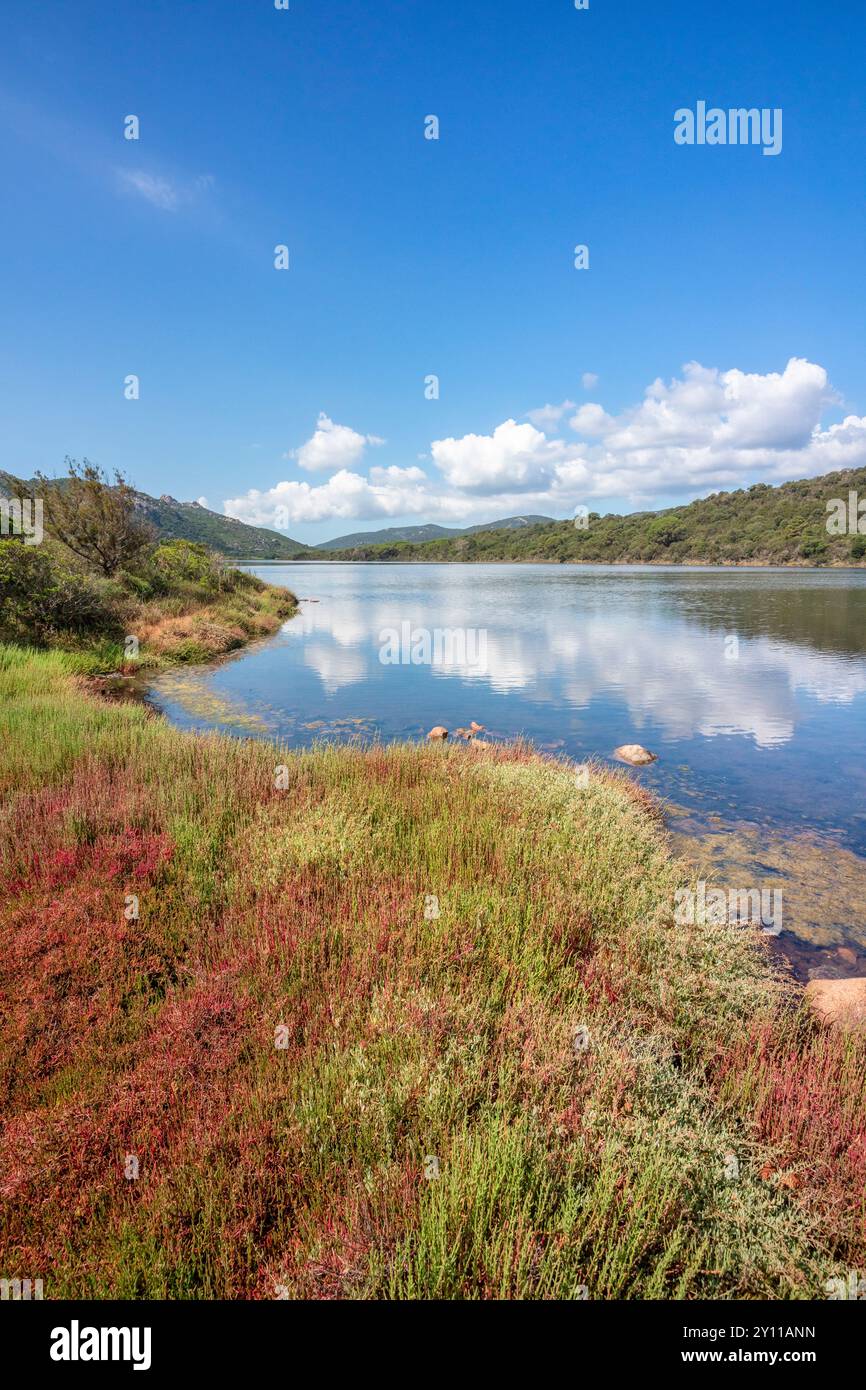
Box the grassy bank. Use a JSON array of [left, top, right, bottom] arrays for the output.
[[1, 647, 863, 1299], [0, 537, 296, 672]]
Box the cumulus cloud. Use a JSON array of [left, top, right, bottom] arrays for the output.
[[569, 402, 615, 436], [223, 465, 561, 530], [225, 467, 452, 528], [368, 464, 427, 485], [526, 382, 597, 430], [588, 358, 828, 456], [529, 357, 865, 499], [431, 419, 568, 493], [223, 358, 866, 528], [291, 413, 385, 473], [525, 399, 576, 430]]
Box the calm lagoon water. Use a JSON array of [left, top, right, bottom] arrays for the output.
[[149, 563, 866, 977]]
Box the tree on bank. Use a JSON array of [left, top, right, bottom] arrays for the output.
[[33, 458, 153, 576]]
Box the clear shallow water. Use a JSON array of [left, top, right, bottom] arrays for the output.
[[149, 563, 866, 975]]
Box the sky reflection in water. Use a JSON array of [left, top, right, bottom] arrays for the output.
[[149, 564, 866, 970]]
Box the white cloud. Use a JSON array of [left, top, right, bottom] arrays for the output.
[[569, 403, 615, 436], [557, 357, 863, 496], [225, 467, 451, 527], [368, 464, 427, 485], [196, 496, 209, 509], [526, 399, 576, 430], [442, 358, 866, 503], [431, 419, 567, 493], [581, 372, 599, 390], [291, 413, 385, 473], [591, 358, 828, 456], [223, 358, 866, 527]]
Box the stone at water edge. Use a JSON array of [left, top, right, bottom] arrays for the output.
[[614, 744, 657, 766], [804, 977, 866, 1035], [470, 721, 485, 733], [427, 726, 449, 740]]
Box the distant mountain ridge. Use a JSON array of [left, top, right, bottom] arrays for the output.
[[315, 515, 556, 551]]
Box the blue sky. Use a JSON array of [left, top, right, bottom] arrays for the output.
[[2, 0, 865, 543]]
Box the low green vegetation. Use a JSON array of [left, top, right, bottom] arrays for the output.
[[328, 466, 866, 566], [0, 647, 863, 1298]]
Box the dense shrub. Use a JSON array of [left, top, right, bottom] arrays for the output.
[[0, 540, 120, 644], [143, 540, 262, 596], [799, 537, 828, 561], [147, 539, 220, 589], [646, 515, 686, 547]]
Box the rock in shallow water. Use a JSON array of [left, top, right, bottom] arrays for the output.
[[614, 744, 657, 766], [427, 726, 448, 740]]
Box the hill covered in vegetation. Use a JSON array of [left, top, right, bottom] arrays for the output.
[[130, 491, 308, 560], [326, 468, 866, 566]]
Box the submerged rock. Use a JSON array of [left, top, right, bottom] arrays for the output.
[[804, 977, 866, 1034], [614, 744, 657, 766]]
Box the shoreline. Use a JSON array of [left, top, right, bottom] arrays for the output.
[[242, 557, 866, 570]]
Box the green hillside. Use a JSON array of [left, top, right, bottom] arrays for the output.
[[326, 468, 866, 566], [129, 492, 308, 560]]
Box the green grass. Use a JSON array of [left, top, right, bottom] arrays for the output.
[[0, 646, 863, 1299]]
